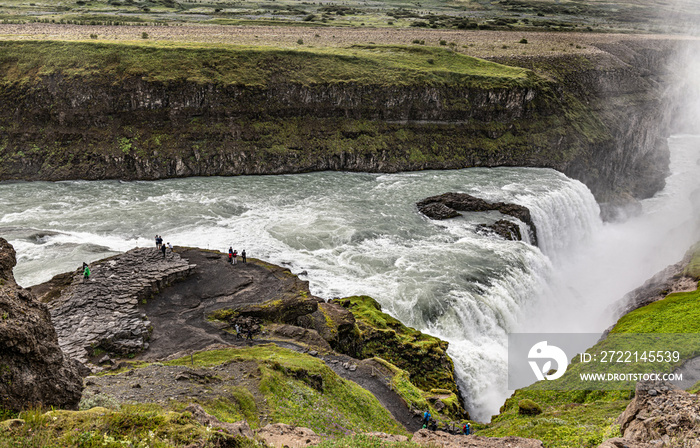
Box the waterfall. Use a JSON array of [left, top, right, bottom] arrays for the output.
[[2, 143, 697, 423]]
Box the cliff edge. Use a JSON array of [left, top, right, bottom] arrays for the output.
[[0, 238, 83, 411]]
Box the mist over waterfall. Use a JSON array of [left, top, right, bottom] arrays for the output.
[[1, 136, 700, 422]]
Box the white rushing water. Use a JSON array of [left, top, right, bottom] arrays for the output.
[[1, 135, 699, 421]]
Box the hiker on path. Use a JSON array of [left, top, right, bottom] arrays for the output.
[[422, 410, 431, 428], [462, 423, 471, 435], [246, 327, 253, 340], [161, 243, 167, 258], [83, 263, 91, 281], [241, 250, 247, 263], [156, 235, 163, 249], [228, 247, 234, 264], [167, 242, 173, 251], [235, 324, 241, 340], [232, 250, 238, 265]]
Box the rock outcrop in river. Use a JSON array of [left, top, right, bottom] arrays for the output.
[[417, 192, 537, 245], [0, 238, 83, 411]]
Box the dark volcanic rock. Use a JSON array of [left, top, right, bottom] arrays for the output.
[[0, 238, 83, 411], [417, 192, 537, 245], [42, 247, 196, 366], [476, 219, 523, 241]]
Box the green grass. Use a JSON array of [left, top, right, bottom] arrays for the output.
[[0, 404, 256, 447], [315, 435, 422, 448], [333, 296, 460, 398], [165, 344, 407, 436], [0, 40, 536, 88], [481, 265, 700, 447]]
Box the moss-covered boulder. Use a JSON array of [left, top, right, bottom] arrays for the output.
[[331, 296, 460, 399], [517, 399, 543, 416], [297, 302, 360, 354]]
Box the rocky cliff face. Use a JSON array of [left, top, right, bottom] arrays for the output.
[[0, 238, 83, 411], [0, 38, 695, 204]]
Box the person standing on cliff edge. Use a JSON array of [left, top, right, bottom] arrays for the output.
[[161, 242, 167, 258], [241, 250, 247, 263], [83, 263, 91, 281]]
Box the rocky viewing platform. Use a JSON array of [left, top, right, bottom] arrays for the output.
[[31, 248, 196, 365]]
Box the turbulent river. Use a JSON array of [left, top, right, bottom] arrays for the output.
[[2, 135, 700, 421]]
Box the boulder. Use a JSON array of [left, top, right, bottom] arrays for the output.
[[363, 432, 409, 442], [257, 423, 321, 448], [615, 380, 700, 446], [596, 438, 654, 448], [0, 238, 83, 411], [476, 220, 523, 241], [185, 403, 253, 438], [297, 302, 359, 355], [235, 295, 320, 325], [517, 399, 543, 416]]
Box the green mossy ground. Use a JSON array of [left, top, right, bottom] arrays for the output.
[[0, 41, 534, 87], [164, 344, 407, 436], [0, 344, 408, 447], [0, 405, 256, 448], [333, 296, 459, 399]]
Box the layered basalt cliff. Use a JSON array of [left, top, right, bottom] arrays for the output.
[[0, 39, 695, 203]]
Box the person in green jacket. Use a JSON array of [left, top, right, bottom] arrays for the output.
[[83, 263, 91, 280]]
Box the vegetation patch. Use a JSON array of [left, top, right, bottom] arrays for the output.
[[165, 344, 406, 436], [334, 296, 460, 398]]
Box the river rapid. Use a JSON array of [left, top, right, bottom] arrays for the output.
[[2, 135, 699, 421]]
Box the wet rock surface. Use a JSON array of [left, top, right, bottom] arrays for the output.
[[417, 192, 537, 245], [476, 219, 523, 241], [0, 238, 83, 411], [41, 247, 195, 366]]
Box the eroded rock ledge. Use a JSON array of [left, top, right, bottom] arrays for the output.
[[417, 192, 538, 245], [37, 248, 195, 366]]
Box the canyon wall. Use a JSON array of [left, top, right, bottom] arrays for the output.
[[0, 39, 694, 202]]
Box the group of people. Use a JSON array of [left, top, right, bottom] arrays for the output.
[[422, 411, 471, 435], [228, 247, 247, 265], [234, 324, 254, 341], [155, 235, 173, 258]]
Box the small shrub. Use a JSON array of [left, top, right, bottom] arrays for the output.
[[297, 38, 304, 45], [502, 45, 508, 49], [303, 14, 315, 21], [141, 32, 149, 39], [90, 33, 97, 39], [387, 21, 393, 25], [439, 39, 447, 45], [79, 392, 120, 411], [518, 399, 543, 416], [519, 38, 528, 44], [426, 58, 434, 64]]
